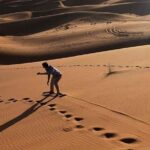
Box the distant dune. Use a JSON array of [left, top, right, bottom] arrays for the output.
[[0, 0, 150, 64]]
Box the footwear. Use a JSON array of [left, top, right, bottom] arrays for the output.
[[49, 91, 55, 94], [56, 93, 66, 97]]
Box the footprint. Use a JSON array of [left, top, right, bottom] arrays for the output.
[[48, 104, 56, 107], [120, 137, 138, 144], [8, 98, 15, 101], [92, 127, 105, 131], [101, 132, 117, 139], [0, 100, 3, 103], [75, 125, 84, 129], [13, 100, 18, 102], [64, 114, 72, 118], [23, 98, 30, 100], [28, 100, 33, 103], [63, 127, 73, 132], [74, 117, 84, 122], [136, 66, 140, 68], [144, 66, 150, 69], [50, 108, 56, 111], [59, 110, 67, 114]]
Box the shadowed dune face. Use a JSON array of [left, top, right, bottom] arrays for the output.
[[0, 0, 150, 64]]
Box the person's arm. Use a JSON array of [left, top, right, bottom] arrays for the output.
[[37, 72, 47, 75]]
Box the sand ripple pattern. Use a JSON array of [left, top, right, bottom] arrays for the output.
[[106, 26, 143, 37], [0, 95, 144, 149]]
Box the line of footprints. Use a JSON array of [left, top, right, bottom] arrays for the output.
[[0, 97, 140, 149], [48, 103, 139, 148], [1, 64, 150, 70]]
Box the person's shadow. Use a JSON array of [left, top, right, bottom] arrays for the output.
[[0, 94, 57, 132]]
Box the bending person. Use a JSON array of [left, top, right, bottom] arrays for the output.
[[37, 62, 63, 96]]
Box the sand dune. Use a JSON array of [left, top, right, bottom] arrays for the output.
[[0, 11, 137, 36], [0, 0, 150, 150], [0, 20, 149, 64], [1, 46, 150, 150]]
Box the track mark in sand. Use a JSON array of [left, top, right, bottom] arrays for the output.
[[144, 66, 150, 69], [8, 98, 15, 101], [75, 125, 84, 129], [48, 103, 57, 111], [101, 132, 118, 139], [84, 65, 88, 67], [106, 26, 129, 37], [12, 99, 18, 102], [28, 100, 33, 103], [49, 107, 56, 111], [63, 127, 73, 132], [74, 117, 84, 122], [106, 26, 143, 37], [8, 98, 18, 103], [22, 98, 35, 104], [118, 65, 123, 68], [64, 114, 72, 119], [22, 97, 30, 100], [120, 137, 139, 144], [59, 110, 67, 114], [0, 100, 3, 103], [48, 103, 56, 107], [92, 127, 105, 132], [135, 66, 142, 69]]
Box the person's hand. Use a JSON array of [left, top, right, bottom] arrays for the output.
[[37, 72, 41, 75]]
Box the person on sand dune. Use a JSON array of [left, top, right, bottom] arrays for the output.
[[37, 62, 63, 96]]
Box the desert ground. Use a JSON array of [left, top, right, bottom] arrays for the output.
[[0, 0, 150, 150]]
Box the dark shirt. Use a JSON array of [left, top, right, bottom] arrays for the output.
[[46, 66, 61, 77]]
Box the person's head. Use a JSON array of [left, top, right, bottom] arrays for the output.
[[42, 62, 49, 68]]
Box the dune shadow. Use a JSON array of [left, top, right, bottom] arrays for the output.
[[0, 94, 57, 132]]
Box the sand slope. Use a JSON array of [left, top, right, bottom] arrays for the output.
[[1, 46, 150, 150]]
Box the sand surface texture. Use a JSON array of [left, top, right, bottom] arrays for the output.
[[0, 0, 150, 150]]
